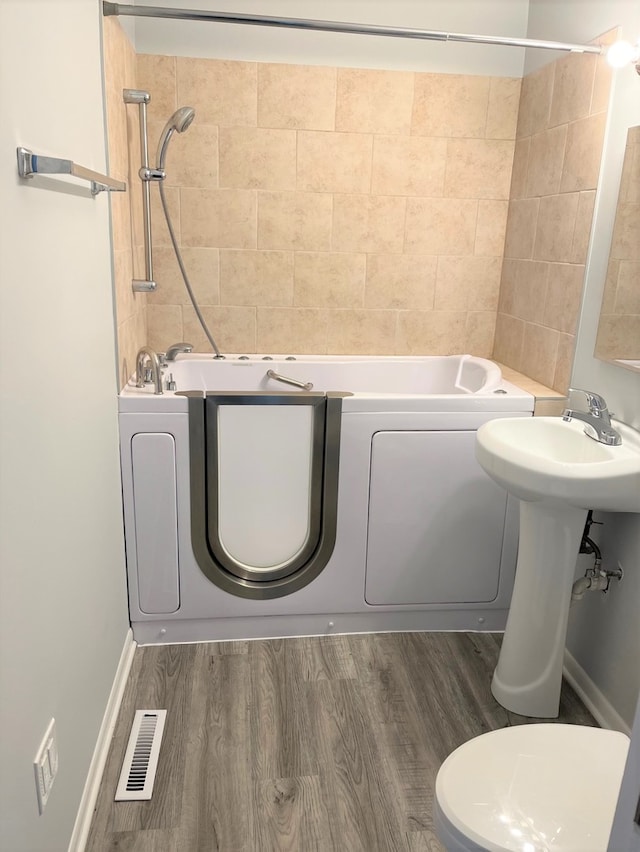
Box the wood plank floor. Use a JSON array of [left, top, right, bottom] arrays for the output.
[[86, 632, 596, 852]]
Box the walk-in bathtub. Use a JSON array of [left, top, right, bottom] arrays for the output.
[[119, 354, 534, 644]]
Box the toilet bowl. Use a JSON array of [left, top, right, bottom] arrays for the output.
[[434, 724, 629, 852]]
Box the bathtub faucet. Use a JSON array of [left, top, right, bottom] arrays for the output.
[[164, 341, 193, 361], [135, 346, 163, 395]]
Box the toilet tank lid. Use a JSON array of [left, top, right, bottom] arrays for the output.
[[435, 724, 630, 852]]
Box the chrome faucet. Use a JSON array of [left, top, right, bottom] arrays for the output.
[[135, 346, 163, 395], [562, 388, 622, 445], [165, 341, 193, 361]]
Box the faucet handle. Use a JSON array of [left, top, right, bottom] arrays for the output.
[[567, 387, 608, 415]]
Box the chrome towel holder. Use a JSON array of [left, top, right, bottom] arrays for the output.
[[16, 146, 126, 196]]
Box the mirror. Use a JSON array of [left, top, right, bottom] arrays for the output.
[[594, 125, 640, 373]]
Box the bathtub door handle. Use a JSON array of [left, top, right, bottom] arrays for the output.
[[266, 369, 314, 391]]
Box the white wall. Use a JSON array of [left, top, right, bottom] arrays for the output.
[[0, 1, 130, 849], [527, 0, 640, 729], [131, 0, 530, 75]]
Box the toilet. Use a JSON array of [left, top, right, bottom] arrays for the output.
[[434, 724, 630, 852]]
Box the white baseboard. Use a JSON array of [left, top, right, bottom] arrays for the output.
[[563, 650, 631, 736], [68, 629, 137, 852]]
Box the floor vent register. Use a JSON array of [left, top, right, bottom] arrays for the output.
[[115, 709, 167, 801]]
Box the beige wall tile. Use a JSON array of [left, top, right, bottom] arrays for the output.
[[103, 20, 131, 181], [151, 246, 219, 305], [444, 139, 515, 199], [571, 190, 596, 263], [146, 119, 218, 188], [219, 127, 296, 190], [611, 202, 640, 263], [111, 188, 133, 252], [596, 314, 640, 360], [336, 68, 414, 134], [509, 137, 530, 200], [601, 258, 620, 314], [465, 312, 497, 357], [177, 57, 257, 126], [475, 200, 509, 256], [181, 188, 257, 249], [133, 245, 145, 282], [332, 195, 406, 254], [257, 307, 328, 354], [326, 309, 397, 354], [396, 311, 467, 355], [615, 261, 640, 314], [435, 257, 502, 311], [492, 313, 524, 370], [503, 198, 540, 259], [150, 185, 180, 249], [117, 308, 147, 389], [622, 128, 640, 204], [517, 64, 553, 138], [365, 254, 436, 310], [498, 259, 519, 315], [113, 249, 135, 324], [512, 260, 549, 323], [183, 305, 257, 353], [534, 398, 567, 417], [486, 77, 521, 139], [405, 198, 478, 255], [412, 73, 490, 138], [533, 193, 580, 262], [147, 304, 183, 351], [128, 109, 145, 249], [549, 52, 597, 128], [520, 323, 560, 387], [543, 263, 585, 334], [525, 125, 567, 197], [561, 113, 606, 193], [258, 63, 336, 130], [371, 136, 446, 197], [553, 332, 575, 394], [219, 250, 293, 307], [297, 131, 372, 194], [294, 253, 365, 308], [137, 54, 177, 122], [258, 192, 332, 251]]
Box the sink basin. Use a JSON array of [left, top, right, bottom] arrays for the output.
[[476, 416, 640, 513]]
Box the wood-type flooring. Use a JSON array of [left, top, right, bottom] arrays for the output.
[[86, 632, 596, 852]]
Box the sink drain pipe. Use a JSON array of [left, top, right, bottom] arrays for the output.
[[571, 512, 623, 601]]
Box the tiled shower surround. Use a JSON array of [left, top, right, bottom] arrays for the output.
[[103, 21, 612, 393]]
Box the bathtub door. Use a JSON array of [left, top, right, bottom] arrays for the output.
[[365, 430, 509, 605]]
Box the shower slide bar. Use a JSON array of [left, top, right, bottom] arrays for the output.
[[102, 2, 603, 56], [16, 147, 126, 196]]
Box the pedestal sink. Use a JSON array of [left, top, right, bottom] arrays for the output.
[[476, 415, 640, 717]]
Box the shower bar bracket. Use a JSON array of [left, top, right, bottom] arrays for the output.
[[103, 2, 603, 56], [16, 147, 126, 196]]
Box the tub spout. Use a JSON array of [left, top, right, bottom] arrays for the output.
[[135, 346, 163, 395], [165, 341, 193, 361]]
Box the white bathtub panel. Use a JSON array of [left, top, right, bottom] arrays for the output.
[[217, 405, 314, 569], [119, 409, 527, 640], [131, 433, 180, 614], [365, 431, 508, 605]]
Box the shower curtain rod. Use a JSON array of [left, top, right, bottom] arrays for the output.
[[102, 2, 603, 56]]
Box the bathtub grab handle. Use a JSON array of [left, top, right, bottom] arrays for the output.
[[266, 369, 314, 391]]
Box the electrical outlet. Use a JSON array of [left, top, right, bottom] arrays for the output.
[[33, 719, 57, 815]]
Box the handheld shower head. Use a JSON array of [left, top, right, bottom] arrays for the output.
[[156, 106, 196, 170]]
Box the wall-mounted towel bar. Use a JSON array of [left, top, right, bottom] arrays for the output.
[[16, 147, 126, 196]]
